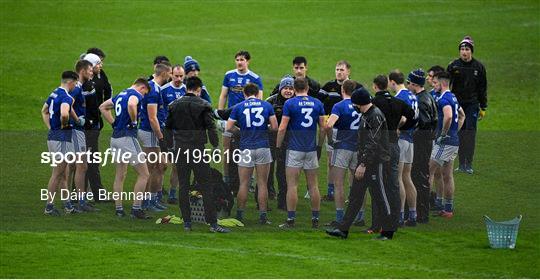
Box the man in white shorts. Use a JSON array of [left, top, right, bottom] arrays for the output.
[[41, 71, 79, 215], [225, 83, 278, 224], [276, 77, 326, 228], [428, 71, 465, 219], [100, 78, 151, 219], [325, 80, 361, 225]]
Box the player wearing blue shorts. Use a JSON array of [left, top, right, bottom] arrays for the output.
[[225, 83, 278, 225], [66, 59, 97, 212], [325, 80, 361, 225], [139, 63, 171, 211], [41, 71, 79, 215], [99, 78, 152, 219], [160, 64, 185, 204], [276, 77, 326, 228], [429, 71, 465, 219], [389, 70, 419, 225]]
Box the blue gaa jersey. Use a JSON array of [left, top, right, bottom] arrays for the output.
[[140, 80, 164, 131], [282, 95, 325, 152], [222, 69, 263, 108], [435, 90, 460, 146], [45, 87, 73, 141], [69, 82, 86, 130], [395, 88, 418, 143], [161, 82, 186, 118], [229, 98, 275, 150], [111, 88, 143, 138], [430, 88, 439, 99], [330, 99, 361, 151]]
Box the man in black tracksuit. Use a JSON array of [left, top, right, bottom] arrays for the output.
[[406, 69, 438, 223], [166, 76, 229, 233], [368, 75, 416, 231], [82, 49, 112, 201], [326, 87, 399, 240], [267, 76, 295, 210], [447, 36, 487, 174]]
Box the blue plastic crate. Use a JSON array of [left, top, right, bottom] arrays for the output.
[[484, 215, 522, 249]]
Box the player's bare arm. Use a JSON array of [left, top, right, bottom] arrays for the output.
[[147, 104, 163, 140], [269, 115, 278, 131], [441, 105, 453, 135], [99, 99, 115, 124], [457, 107, 465, 130], [276, 116, 290, 148], [60, 103, 70, 129], [218, 87, 228, 110], [41, 103, 51, 130], [127, 95, 139, 123]]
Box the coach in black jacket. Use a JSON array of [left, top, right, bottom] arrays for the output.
[[407, 69, 438, 223], [448, 36, 487, 174], [166, 77, 228, 233], [267, 76, 295, 209], [363, 75, 416, 231], [326, 87, 399, 240], [83, 49, 112, 201]]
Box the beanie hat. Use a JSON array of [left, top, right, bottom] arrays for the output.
[[459, 36, 474, 53], [184, 56, 200, 74], [407, 68, 426, 86], [279, 75, 294, 91], [351, 87, 371, 105], [83, 53, 101, 67]]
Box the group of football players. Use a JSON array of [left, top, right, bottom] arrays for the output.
[[42, 36, 487, 237]]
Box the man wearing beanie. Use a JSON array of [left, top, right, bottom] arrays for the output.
[[183, 56, 212, 103], [266, 75, 295, 210], [82, 49, 112, 202], [407, 69, 438, 223], [447, 36, 488, 174], [326, 87, 399, 240]]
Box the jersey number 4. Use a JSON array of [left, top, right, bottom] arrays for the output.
[[243, 107, 264, 127]]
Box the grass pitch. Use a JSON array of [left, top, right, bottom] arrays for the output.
[[1, 0, 539, 278]]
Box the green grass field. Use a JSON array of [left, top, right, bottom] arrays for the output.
[[1, 0, 539, 278]]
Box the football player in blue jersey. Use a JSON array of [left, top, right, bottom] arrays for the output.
[[426, 65, 446, 210], [219, 50, 264, 183], [429, 72, 465, 219], [183, 56, 212, 103], [160, 64, 185, 204], [67, 59, 97, 212], [41, 71, 79, 215], [218, 50, 263, 109], [225, 83, 278, 225], [325, 80, 361, 225], [138, 63, 171, 212], [99, 78, 152, 219], [276, 77, 326, 228], [389, 70, 419, 226]]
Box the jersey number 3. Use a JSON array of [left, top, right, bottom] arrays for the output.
[[301, 108, 313, 128]]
